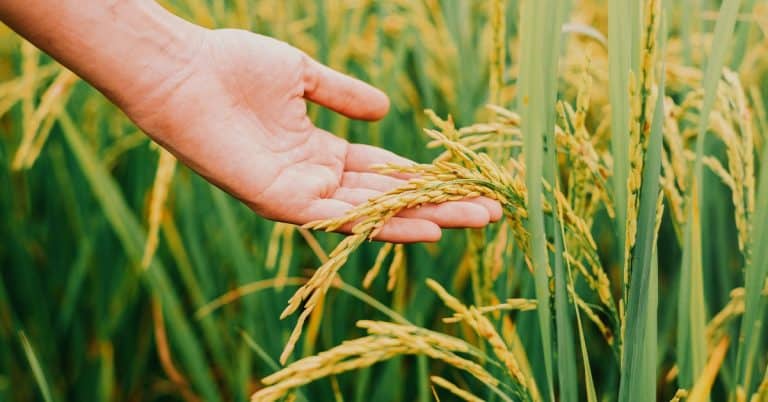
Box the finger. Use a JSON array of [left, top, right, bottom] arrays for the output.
[[332, 188, 491, 228], [467, 197, 503, 222], [372, 219, 442, 243], [345, 143, 415, 177], [303, 199, 442, 243], [397, 202, 491, 228], [341, 172, 407, 192], [302, 55, 390, 121]]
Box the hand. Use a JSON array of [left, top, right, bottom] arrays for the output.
[[122, 29, 501, 242]]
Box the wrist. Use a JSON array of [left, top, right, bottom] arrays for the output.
[[93, 1, 208, 111]]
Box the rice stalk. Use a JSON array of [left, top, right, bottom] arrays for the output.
[[141, 148, 177, 270], [687, 336, 731, 402], [430, 376, 484, 402]]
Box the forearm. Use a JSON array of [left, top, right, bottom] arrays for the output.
[[0, 0, 204, 111]]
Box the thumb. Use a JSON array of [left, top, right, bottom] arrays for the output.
[[301, 55, 390, 121]]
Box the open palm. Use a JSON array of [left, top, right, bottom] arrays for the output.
[[127, 29, 500, 242]]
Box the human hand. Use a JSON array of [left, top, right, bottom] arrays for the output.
[[115, 29, 503, 242]]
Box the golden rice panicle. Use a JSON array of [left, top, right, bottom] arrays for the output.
[[719, 70, 755, 260], [358, 321, 502, 387], [279, 234, 367, 364], [253, 335, 412, 402], [426, 279, 528, 387], [623, 0, 661, 301], [574, 293, 615, 345], [489, 0, 505, 102], [281, 155, 506, 364]]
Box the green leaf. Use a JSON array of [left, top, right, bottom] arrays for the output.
[[608, 0, 633, 267], [729, 0, 759, 70], [517, 0, 568, 399], [679, 0, 742, 391], [618, 27, 666, 401], [18, 331, 55, 402], [737, 109, 768, 395]]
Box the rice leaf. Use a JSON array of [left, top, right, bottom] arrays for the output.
[[18, 331, 55, 402], [729, 0, 758, 70], [518, 0, 568, 399], [608, 0, 632, 265], [618, 29, 666, 401], [737, 106, 768, 395], [548, 3, 578, 401], [679, 0, 742, 391], [558, 185, 598, 402]]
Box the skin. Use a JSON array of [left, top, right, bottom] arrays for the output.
[[0, 0, 502, 242]]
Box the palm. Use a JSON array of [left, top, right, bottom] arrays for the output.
[[131, 29, 499, 242]]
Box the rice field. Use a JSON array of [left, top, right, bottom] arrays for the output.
[[1, 1, 768, 401]]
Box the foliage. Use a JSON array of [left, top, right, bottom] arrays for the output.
[[1, 1, 767, 401]]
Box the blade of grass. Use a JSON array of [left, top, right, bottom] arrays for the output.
[[18, 331, 55, 402], [57, 239, 93, 331], [679, 0, 701, 64], [679, 0, 742, 391], [558, 183, 598, 402], [729, 0, 758, 70], [608, 0, 632, 271], [549, 5, 578, 402], [618, 26, 666, 401], [240, 329, 308, 402], [518, 0, 567, 399], [737, 109, 768, 395]]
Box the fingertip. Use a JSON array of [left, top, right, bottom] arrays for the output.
[[487, 201, 503, 222], [471, 197, 503, 222], [416, 223, 443, 243], [366, 88, 390, 121], [463, 203, 491, 227], [425, 222, 443, 242], [302, 56, 391, 121]]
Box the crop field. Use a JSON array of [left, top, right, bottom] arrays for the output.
[[1, 0, 768, 401]]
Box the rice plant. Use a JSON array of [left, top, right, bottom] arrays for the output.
[[1, 1, 767, 402]]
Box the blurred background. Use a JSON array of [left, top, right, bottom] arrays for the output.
[[1, 1, 766, 401]]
